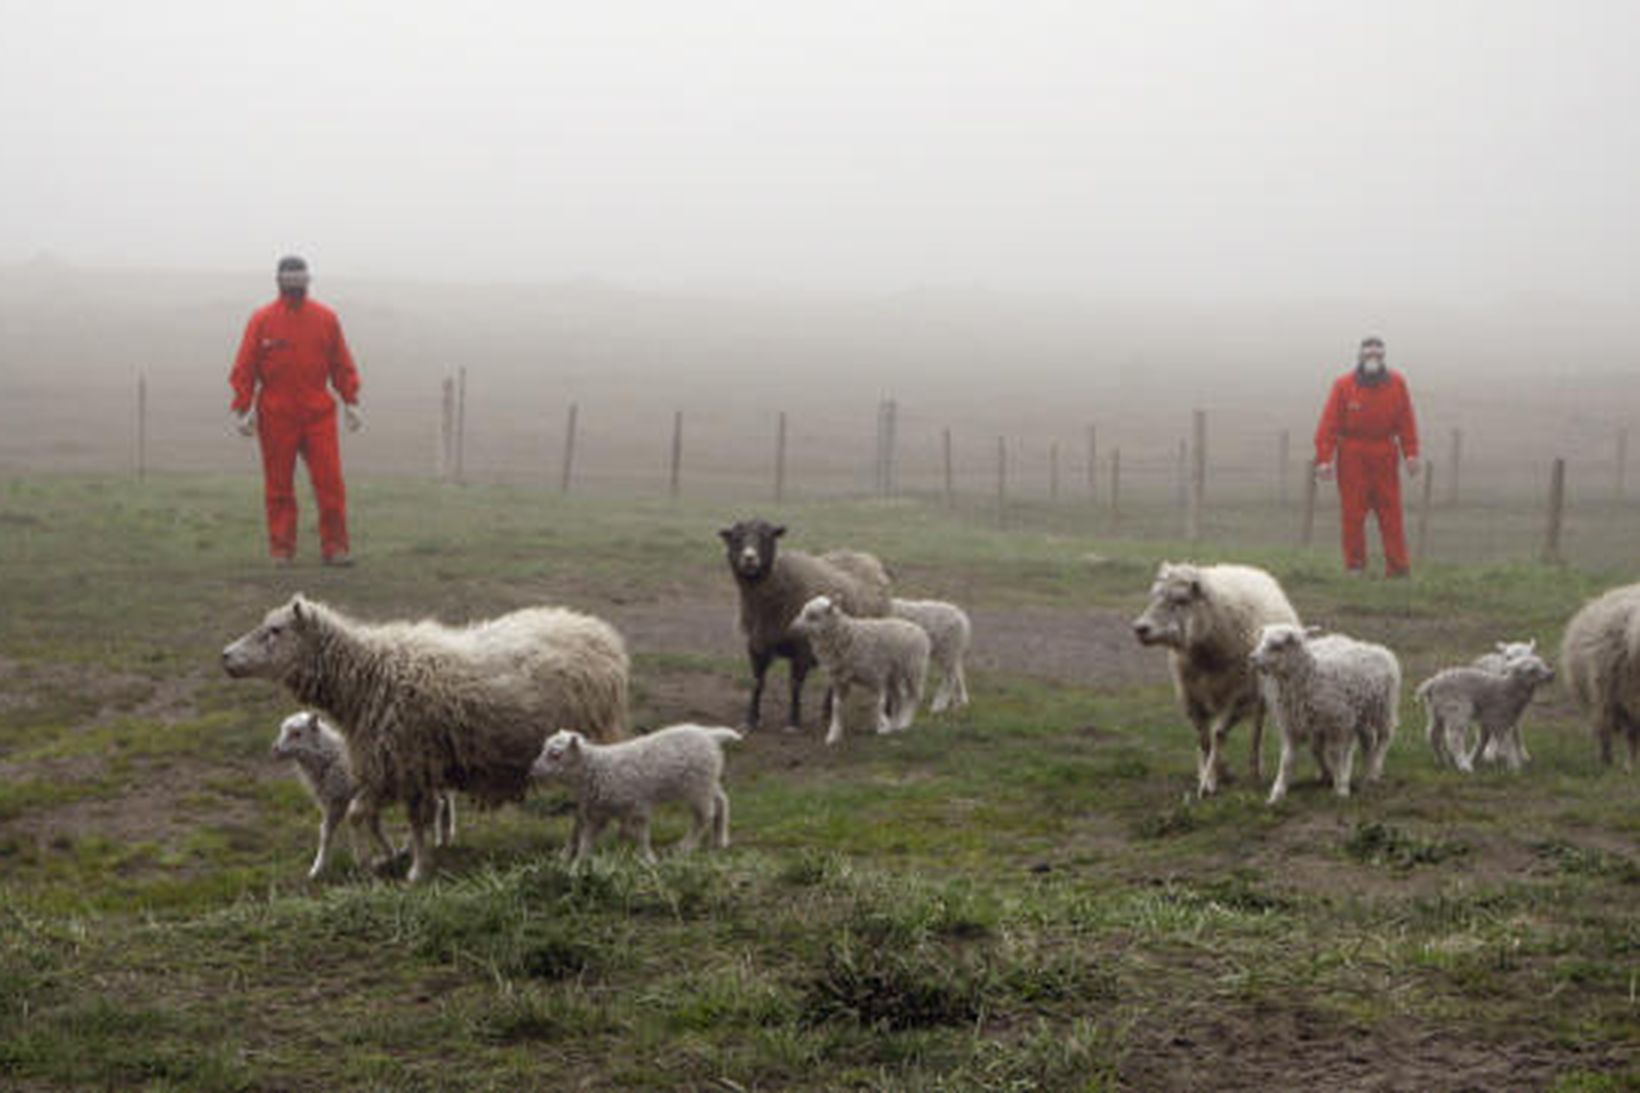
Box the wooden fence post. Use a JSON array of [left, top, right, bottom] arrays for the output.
[[1542, 457, 1566, 564], [1187, 410, 1206, 541], [996, 436, 1007, 529], [774, 411, 787, 504], [1447, 428, 1462, 507], [439, 376, 454, 480], [136, 372, 147, 482], [1277, 429, 1290, 507], [1415, 460, 1435, 564], [668, 410, 683, 499], [884, 398, 897, 496], [454, 366, 468, 485], [1109, 447, 1121, 531], [942, 427, 954, 509], [1175, 439, 1188, 513], [1301, 460, 1319, 546], [559, 402, 578, 494]]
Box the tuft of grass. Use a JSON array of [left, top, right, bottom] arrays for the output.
[[1343, 821, 1470, 869]]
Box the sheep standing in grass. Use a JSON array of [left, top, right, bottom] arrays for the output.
[[1132, 562, 1300, 797], [719, 519, 892, 732], [890, 598, 971, 713], [271, 711, 455, 878], [224, 594, 629, 883], [530, 724, 741, 863], [1250, 624, 1401, 804], [793, 595, 930, 745], [1470, 639, 1540, 764], [1416, 655, 1555, 773], [1563, 583, 1640, 769]]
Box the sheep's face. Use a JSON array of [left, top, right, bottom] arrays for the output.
[[531, 731, 585, 780], [1132, 564, 1203, 648], [1249, 623, 1307, 674], [792, 595, 838, 635], [1505, 653, 1555, 689], [1496, 639, 1537, 662], [223, 596, 311, 679], [271, 711, 325, 760], [718, 519, 785, 582]]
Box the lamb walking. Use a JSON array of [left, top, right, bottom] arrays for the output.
[[793, 594, 930, 745], [1416, 654, 1555, 773]]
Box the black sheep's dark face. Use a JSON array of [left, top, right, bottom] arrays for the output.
[[718, 519, 785, 581]]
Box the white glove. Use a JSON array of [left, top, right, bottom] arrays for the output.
[[1405, 456, 1421, 477], [1314, 461, 1334, 482], [344, 404, 364, 433], [232, 409, 256, 437]]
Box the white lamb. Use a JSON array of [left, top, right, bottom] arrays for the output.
[[792, 595, 931, 745], [1416, 654, 1555, 773], [890, 598, 972, 713], [1249, 624, 1401, 805], [530, 724, 742, 864], [270, 711, 454, 879], [1471, 639, 1539, 764]]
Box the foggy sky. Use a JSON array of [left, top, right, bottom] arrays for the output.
[[3, 0, 1637, 302]]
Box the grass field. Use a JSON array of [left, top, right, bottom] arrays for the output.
[[1, 474, 1638, 1090]]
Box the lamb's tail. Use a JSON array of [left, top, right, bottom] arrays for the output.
[[706, 727, 746, 746]]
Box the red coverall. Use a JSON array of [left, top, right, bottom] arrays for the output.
[[230, 297, 360, 560], [1313, 368, 1420, 575]]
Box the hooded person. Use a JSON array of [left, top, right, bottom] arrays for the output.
[[1313, 336, 1421, 577], [229, 256, 364, 566]]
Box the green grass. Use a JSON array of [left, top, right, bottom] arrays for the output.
[[1, 473, 1638, 1089]]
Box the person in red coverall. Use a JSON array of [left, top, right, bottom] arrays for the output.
[[230, 256, 363, 566], [1313, 336, 1421, 577]]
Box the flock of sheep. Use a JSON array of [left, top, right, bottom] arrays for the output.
[[222, 519, 1640, 883]]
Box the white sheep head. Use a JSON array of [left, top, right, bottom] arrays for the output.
[[1503, 652, 1556, 688], [1131, 562, 1207, 648], [1495, 638, 1538, 660], [271, 710, 326, 761], [1249, 623, 1323, 676], [791, 594, 839, 636], [222, 594, 316, 680], [531, 730, 587, 780]]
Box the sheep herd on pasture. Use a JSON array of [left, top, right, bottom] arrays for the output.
[[219, 517, 1640, 882]]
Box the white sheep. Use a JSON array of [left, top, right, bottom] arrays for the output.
[[718, 519, 893, 732], [270, 711, 457, 879], [1417, 655, 1556, 773], [792, 595, 931, 745], [890, 598, 972, 713], [1469, 639, 1539, 764], [1132, 562, 1301, 797], [1562, 584, 1640, 769], [1250, 624, 1401, 805], [224, 594, 629, 883], [530, 724, 742, 863]]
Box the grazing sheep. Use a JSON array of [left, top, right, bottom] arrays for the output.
[[1250, 624, 1401, 805], [530, 724, 742, 863], [1416, 655, 1555, 773], [890, 598, 972, 713], [271, 711, 454, 879], [1132, 562, 1301, 796], [792, 594, 930, 745], [718, 519, 892, 732], [1470, 639, 1539, 764], [224, 595, 629, 883], [1561, 583, 1640, 769]]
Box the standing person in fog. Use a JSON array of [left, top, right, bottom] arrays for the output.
[[230, 256, 364, 567], [1313, 335, 1421, 578]]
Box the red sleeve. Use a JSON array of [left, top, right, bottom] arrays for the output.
[[229, 310, 262, 413], [1395, 374, 1419, 459], [1313, 376, 1346, 465], [328, 312, 360, 405]]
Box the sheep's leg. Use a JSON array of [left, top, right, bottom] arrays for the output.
[[711, 788, 731, 849], [1248, 703, 1266, 784], [678, 799, 708, 853], [744, 647, 774, 731], [1329, 739, 1356, 798], [1365, 724, 1391, 782], [1198, 709, 1235, 797], [404, 796, 439, 884], [1268, 734, 1297, 805], [622, 813, 656, 864], [874, 686, 894, 735], [953, 660, 969, 709], [435, 794, 457, 848], [570, 812, 607, 865], [929, 663, 951, 714], [310, 800, 345, 880], [1452, 720, 1476, 773], [1424, 711, 1447, 768], [899, 669, 924, 729], [787, 654, 812, 733], [825, 682, 849, 745], [563, 812, 585, 863], [363, 810, 395, 866]]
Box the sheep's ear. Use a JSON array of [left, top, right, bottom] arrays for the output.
[[305, 712, 320, 731], [718, 527, 734, 543], [771, 525, 787, 539], [567, 733, 582, 753], [291, 595, 308, 624], [1187, 577, 1204, 599]]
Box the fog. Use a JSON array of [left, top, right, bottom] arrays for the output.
[[1, 2, 1637, 489]]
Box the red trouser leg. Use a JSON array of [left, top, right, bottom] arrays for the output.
[[1368, 453, 1409, 575], [1335, 448, 1370, 571], [301, 410, 349, 558], [257, 411, 302, 558]]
